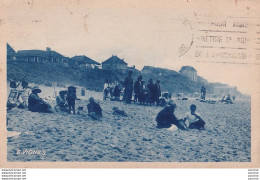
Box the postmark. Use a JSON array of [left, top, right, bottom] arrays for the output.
[[188, 16, 260, 65]]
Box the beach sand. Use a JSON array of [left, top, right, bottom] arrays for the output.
[[6, 99, 251, 162]]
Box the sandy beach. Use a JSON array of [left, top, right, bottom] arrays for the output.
[[7, 99, 251, 162]]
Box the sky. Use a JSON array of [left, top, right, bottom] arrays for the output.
[[4, 0, 259, 95]]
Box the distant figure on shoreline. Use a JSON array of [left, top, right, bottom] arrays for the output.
[[28, 86, 54, 113], [201, 86, 206, 100], [66, 86, 77, 115], [87, 97, 102, 120], [123, 71, 134, 104], [184, 104, 205, 130], [221, 94, 233, 104]]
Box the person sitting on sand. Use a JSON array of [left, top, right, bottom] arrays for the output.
[[156, 101, 187, 130], [16, 80, 30, 109], [112, 107, 127, 116], [56, 90, 69, 112], [87, 97, 102, 120], [28, 86, 54, 113], [184, 104, 205, 130]]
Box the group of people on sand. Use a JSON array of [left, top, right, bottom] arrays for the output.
[[103, 71, 162, 105], [156, 101, 206, 130], [55, 86, 102, 120], [133, 75, 161, 105], [8, 81, 103, 120], [8, 79, 205, 130], [103, 79, 121, 101]]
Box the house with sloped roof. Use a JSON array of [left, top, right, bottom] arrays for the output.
[[71, 55, 101, 69], [15, 47, 67, 64], [7, 43, 16, 61], [179, 66, 197, 81], [102, 55, 127, 70]]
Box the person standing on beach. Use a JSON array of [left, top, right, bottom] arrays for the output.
[[109, 80, 115, 99], [134, 75, 142, 103], [184, 104, 205, 130], [139, 80, 147, 105], [113, 81, 121, 101], [103, 80, 109, 101], [66, 86, 77, 115], [147, 78, 156, 105], [154, 80, 161, 106], [123, 71, 134, 104], [201, 86, 206, 100]]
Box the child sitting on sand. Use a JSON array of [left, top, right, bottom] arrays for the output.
[[184, 104, 205, 130], [87, 97, 102, 120]]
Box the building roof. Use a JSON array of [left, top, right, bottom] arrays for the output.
[[7, 43, 16, 54], [102, 55, 127, 65], [179, 66, 197, 72], [16, 49, 65, 58], [71, 55, 101, 65]]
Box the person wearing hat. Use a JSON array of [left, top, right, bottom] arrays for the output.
[[55, 89, 69, 112], [134, 75, 142, 103], [156, 101, 178, 128], [123, 71, 134, 104], [28, 86, 54, 113], [156, 101, 187, 130]]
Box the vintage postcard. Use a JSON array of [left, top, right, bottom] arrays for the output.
[[0, 0, 259, 168]]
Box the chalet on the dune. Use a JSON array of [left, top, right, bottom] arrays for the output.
[[102, 55, 127, 70], [15, 47, 67, 64], [71, 55, 101, 69]]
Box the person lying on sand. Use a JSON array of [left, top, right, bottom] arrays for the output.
[[87, 97, 102, 120], [156, 101, 187, 130], [112, 107, 127, 116], [184, 104, 205, 130], [28, 86, 54, 113]]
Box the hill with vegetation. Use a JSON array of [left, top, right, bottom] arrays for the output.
[[7, 61, 228, 94]]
